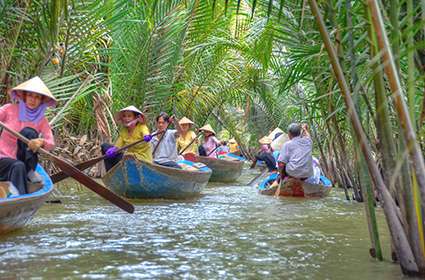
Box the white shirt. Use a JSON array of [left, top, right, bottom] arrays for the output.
[[151, 129, 179, 163], [278, 136, 313, 178]]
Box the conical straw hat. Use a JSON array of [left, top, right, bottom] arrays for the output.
[[259, 136, 272, 145], [114, 105, 144, 123], [271, 133, 289, 151], [228, 138, 237, 144], [179, 117, 194, 125], [199, 124, 216, 135], [268, 127, 283, 140], [10, 76, 57, 107]]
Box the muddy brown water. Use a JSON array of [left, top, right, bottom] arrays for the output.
[[0, 169, 414, 279]]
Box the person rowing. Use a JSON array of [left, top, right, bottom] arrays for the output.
[[151, 112, 183, 169], [198, 124, 222, 158], [251, 136, 277, 172], [101, 105, 152, 171], [271, 123, 313, 189], [0, 77, 56, 194], [176, 117, 198, 156]]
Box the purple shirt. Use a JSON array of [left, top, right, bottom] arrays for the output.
[[202, 136, 220, 158]]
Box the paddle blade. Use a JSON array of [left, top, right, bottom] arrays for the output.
[[53, 158, 134, 213], [51, 156, 104, 183]]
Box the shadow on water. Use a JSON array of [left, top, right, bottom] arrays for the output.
[[0, 168, 416, 279]]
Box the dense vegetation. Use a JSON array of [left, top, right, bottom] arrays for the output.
[[1, 0, 425, 276]]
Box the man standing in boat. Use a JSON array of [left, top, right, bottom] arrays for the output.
[[275, 123, 313, 183]]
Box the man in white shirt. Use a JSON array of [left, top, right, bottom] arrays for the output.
[[151, 112, 183, 169], [277, 123, 313, 180]]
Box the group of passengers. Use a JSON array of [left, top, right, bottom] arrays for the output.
[[0, 77, 232, 195], [254, 123, 316, 187], [101, 108, 229, 172], [0, 76, 312, 196]]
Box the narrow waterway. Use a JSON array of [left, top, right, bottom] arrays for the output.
[[0, 169, 412, 279]]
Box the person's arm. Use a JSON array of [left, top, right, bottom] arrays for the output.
[[138, 124, 150, 138], [0, 104, 12, 122], [301, 123, 310, 138], [277, 143, 290, 163], [114, 130, 125, 148], [192, 131, 200, 144], [212, 136, 221, 146], [38, 120, 55, 151], [170, 116, 183, 137]]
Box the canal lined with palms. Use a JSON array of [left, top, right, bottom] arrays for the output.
[[0, 170, 410, 279]]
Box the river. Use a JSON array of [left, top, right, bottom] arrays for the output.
[[0, 169, 413, 279]]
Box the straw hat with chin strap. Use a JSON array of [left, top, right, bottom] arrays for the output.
[[179, 117, 194, 125], [199, 124, 216, 135], [10, 76, 57, 107], [114, 105, 145, 124]]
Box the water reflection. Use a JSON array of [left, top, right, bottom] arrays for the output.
[[0, 170, 411, 279]]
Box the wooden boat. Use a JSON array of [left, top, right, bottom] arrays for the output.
[[258, 173, 332, 198], [0, 164, 54, 234], [195, 154, 244, 183], [102, 158, 212, 199]]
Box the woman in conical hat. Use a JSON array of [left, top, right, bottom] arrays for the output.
[[250, 136, 277, 172], [176, 117, 198, 156], [0, 76, 56, 194], [199, 124, 221, 158], [101, 105, 153, 171]]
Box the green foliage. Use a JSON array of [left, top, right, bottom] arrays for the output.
[[0, 0, 424, 152]]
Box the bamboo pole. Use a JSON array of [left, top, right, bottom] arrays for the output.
[[367, 0, 425, 232], [307, 0, 419, 273], [406, 0, 425, 270], [326, 121, 351, 200], [345, 2, 381, 250], [366, 8, 406, 262], [389, 0, 401, 70], [357, 146, 383, 260]]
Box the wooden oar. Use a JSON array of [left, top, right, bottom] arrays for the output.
[[51, 131, 164, 184], [207, 144, 221, 157], [248, 168, 268, 186], [152, 121, 172, 156], [0, 121, 134, 213]]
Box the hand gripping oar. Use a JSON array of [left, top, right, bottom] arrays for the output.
[[50, 131, 164, 184], [0, 121, 134, 213]]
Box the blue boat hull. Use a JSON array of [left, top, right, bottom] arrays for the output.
[[0, 165, 53, 234], [102, 159, 212, 199]]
